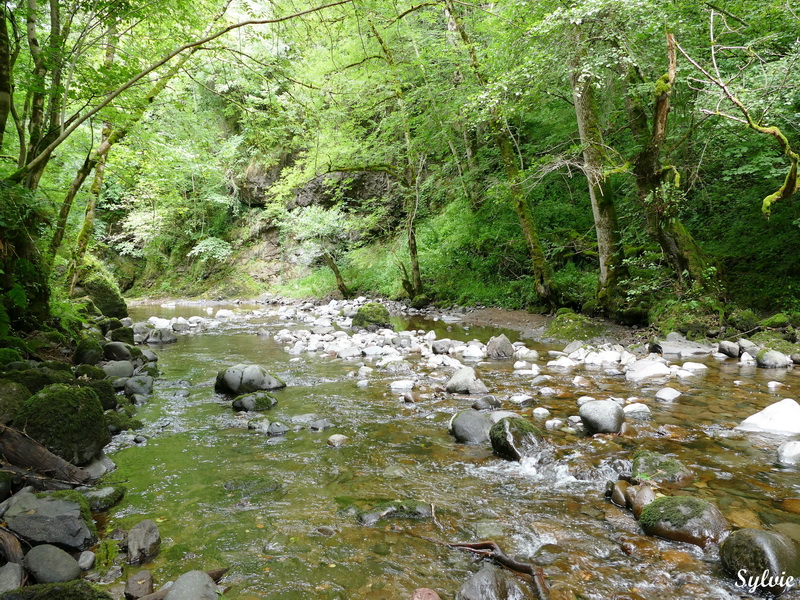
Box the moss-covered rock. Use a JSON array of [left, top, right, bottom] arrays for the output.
[[489, 417, 545, 461], [0, 379, 30, 424], [16, 384, 110, 466], [0, 348, 23, 367], [352, 302, 392, 330], [761, 313, 791, 329], [41, 490, 97, 538], [632, 450, 693, 486], [81, 484, 126, 512], [109, 327, 134, 345], [74, 257, 128, 319], [727, 308, 759, 332], [3, 367, 74, 394], [76, 380, 117, 410], [232, 391, 278, 412], [545, 310, 605, 341], [74, 364, 106, 380], [73, 338, 103, 366], [720, 528, 800, 595], [639, 495, 728, 547], [0, 580, 113, 600], [0, 336, 32, 355], [355, 499, 433, 526], [39, 360, 73, 373], [104, 409, 143, 433]]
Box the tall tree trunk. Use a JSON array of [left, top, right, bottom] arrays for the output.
[[0, 7, 12, 150], [323, 252, 351, 298], [45, 152, 93, 271], [569, 58, 627, 313], [23, 0, 49, 190]]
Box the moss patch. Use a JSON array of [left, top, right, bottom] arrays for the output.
[[94, 539, 119, 576], [75, 364, 106, 380], [544, 309, 605, 341], [77, 379, 118, 410], [0, 580, 113, 600], [75, 256, 128, 319], [632, 450, 693, 485], [639, 495, 712, 530], [82, 484, 126, 512], [0, 379, 30, 424], [352, 302, 392, 330], [750, 330, 800, 355], [0, 348, 23, 366], [73, 338, 103, 366], [489, 417, 544, 461], [109, 327, 134, 345], [760, 313, 791, 328], [4, 367, 74, 394], [104, 409, 144, 432]]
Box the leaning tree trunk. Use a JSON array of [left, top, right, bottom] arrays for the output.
[[323, 252, 352, 299]]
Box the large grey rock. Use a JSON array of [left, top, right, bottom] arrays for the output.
[[625, 359, 671, 382], [718, 340, 740, 358], [486, 334, 514, 359], [456, 564, 535, 600], [125, 570, 154, 599], [757, 349, 791, 369], [489, 417, 545, 461], [23, 544, 81, 583], [4, 491, 95, 550], [0, 562, 24, 592], [432, 339, 453, 355], [103, 360, 135, 378], [445, 367, 489, 395], [658, 334, 713, 356], [124, 376, 154, 397], [164, 570, 218, 600], [736, 398, 800, 436], [449, 410, 493, 444], [579, 400, 624, 434], [215, 364, 286, 395], [104, 342, 134, 361], [739, 339, 759, 356], [146, 328, 177, 344], [720, 528, 799, 595], [639, 496, 728, 548], [778, 441, 800, 466], [127, 519, 161, 565]]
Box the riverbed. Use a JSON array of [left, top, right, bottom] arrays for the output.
[[103, 301, 800, 599]]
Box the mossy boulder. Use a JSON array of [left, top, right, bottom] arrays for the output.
[[639, 495, 728, 547], [73, 338, 103, 366], [0, 336, 32, 355], [720, 528, 800, 595], [16, 384, 110, 466], [109, 327, 134, 345], [74, 257, 128, 319], [104, 410, 143, 433], [215, 364, 286, 395], [352, 302, 392, 330], [0, 348, 23, 367], [81, 484, 126, 512], [0, 580, 113, 600], [74, 364, 106, 380], [727, 308, 759, 332], [232, 391, 279, 412], [761, 313, 791, 329], [39, 361, 73, 373], [76, 380, 118, 410], [545, 310, 604, 341], [355, 499, 433, 526], [4, 367, 74, 394], [632, 450, 693, 486], [0, 379, 30, 424], [489, 417, 545, 461]]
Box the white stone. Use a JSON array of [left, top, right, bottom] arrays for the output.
[[509, 394, 533, 405], [740, 352, 756, 364], [356, 380, 369, 388], [681, 361, 708, 372], [777, 440, 800, 466], [736, 398, 800, 436], [513, 361, 529, 370], [656, 387, 681, 401], [545, 419, 564, 431], [532, 407, 551, 419], [767, 381, 783, 390], [623, 403, 651, 419], [215, 309, 235, 319], [327, 434, 349, 447], [576, 395, 596, 406], [547, 356, 577, 369], [538, 387, 557, 396], [462, 345, 485, 359], [390, 380, 415, 391], [625, 359, 671, 382]]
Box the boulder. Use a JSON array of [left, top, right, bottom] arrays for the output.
[[103, 360, 134, 378], [127, 519, 160, 565], [124, 376, 153, 397], [456, 564, 535, 600], [739, 339, 759, 355], [486, 334, 514, 359], [489, 417, 545, 461], [0, 380, 30, 425], [125, 570, 154, 600], [757, 349, 791, 369], [718, 341, 740, 358], [163, 570, 217, 600], [73, 338, 103, 366], [432, 340, 453, 355], [625, 359, 671, 382], [720, 528, 799, 595], [0, 563, 24, 593], [103, 342, 134, 361], [579, 400, 624, 434], [639, 496, 728, 547], [232, 391, 278, 412], [351, 303, 392, 330], [445, 367, 489, 395], [15, 384, 109, 466], [778, 441, 800, 466], [472, 395, 501, 411], [78, 263, 128, 319], [109, 327, 134, 345], [655, 387, 681, 402], [736, 399, 800, 436], [145, 328, 177, 344], [4, 491, 95, 551], [632, 450, 693, 486], [23, 544, 81, 583], [449, 410, 493, 444], [215, 364, 286, 395]]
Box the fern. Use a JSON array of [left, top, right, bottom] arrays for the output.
[[6, 284, 28, 309], [0, 304, 9, 337]]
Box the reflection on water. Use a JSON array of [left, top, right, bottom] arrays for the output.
[[101, 303, 800, 599]]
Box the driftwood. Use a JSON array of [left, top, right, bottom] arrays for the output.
[[0, 424, 92, 485], [1, 464, 79, 491], [138, 567, 229, 600], [0, 527, 24, 564]]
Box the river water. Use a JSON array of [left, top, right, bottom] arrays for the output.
[[104, 303, 800, 600]]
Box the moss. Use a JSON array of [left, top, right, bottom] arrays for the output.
[[109, 327, 134, 345], [352, 302, 392, 330], [0, 379, 31, 424], [104, 409, 143, 432], [73, 337, 103, 366], [98, 318, 123, 334], [77, 380, 117, 410], [4, 367, 74, 393], [75, 256, 128, 319], [545, 311, 604, 341], [0, 336, 32, 355], [141, 364, 159, 378], [489, 417, 544, 461], [0, 580, 113, 600], [94, 539, 119, 576], [37, 490, 97, 538], [163, 542, 192, 561], [82, 484, 126, 512], [75, 364, 106, 380], [726, 309, 759, 332], [750, 330, 799, 354], [761, 313, 791, 328], [39, 360, 73, 373], [232, 391, 278, 411], [0, 348, 23, 366], [17, 384, 110, 466], [639, 496, 712, 530], [632, 450, 692, 484]]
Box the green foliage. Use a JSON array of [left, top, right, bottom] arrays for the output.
[[94, 539, 120, 577], [544, 309, 605, 341], [104, 409, 144, 432], [75, 256, 128, 319], [0, 348, 23, 366], [187, 237, 233, 262]]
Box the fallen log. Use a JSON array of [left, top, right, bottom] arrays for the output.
[[0, 425, 92, 485], [1, 464, 80, 491], [137, 567, 229, 600], [0, 526, 25, 564]]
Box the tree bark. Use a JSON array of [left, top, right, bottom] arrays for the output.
[[0, 7, 12, 150], [0, 425, 92, 485], [323, 252, 351, 298]]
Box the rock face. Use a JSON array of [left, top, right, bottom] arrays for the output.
[[232, 391, 278, 412], [486, 334, 514, 359], [449, 410, 493, 444], [163, 570, 218, 600], [639, 496, 729, 547], [632, 450, 693, 486], [445, 367, 489, 395], [456, 564, 535, 600], [127, 519, 161, 565], [736, 398, 800, 436], [15, 384, 110, 466], [214, 364, 286, 395], [579, 400, 624, 434], [23, 544, 81, 583], [720, 528, 800, 595], [489, 417, 545, 461], [4, 491, 95, 551]]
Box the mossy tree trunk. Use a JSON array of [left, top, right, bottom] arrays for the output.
[[323, 252, 352, 298]]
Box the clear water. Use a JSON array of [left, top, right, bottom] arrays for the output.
[[101, 303, 800, 599]]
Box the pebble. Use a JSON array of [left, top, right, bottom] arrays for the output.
[[327, 434, 349, 447]]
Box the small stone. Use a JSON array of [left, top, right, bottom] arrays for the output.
[[0, 563, 24, 593], [164, 570, 217, 600], [127, 519, 161, 565], [23, 544, 80, 583], [532, 407, 551, 419], [720, 528, 799, 595], [327, 434, 349, 447], [655, 387, 681, 401], [623, 403, 651, 419], [411, 589, 443, 600], [610, 481, 629, 507], [777, 440, 800, 466], [579, 399, 624, 434], [77, 550, 95, 570], [125, 569, 154, 600], [545, 419, 563, 431]]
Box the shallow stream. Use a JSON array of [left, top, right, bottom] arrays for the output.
[[104, 303, 800, 600]]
